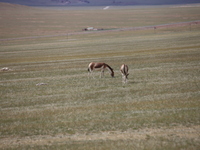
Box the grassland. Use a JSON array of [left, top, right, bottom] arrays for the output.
[[0, 3, 200, 150], [1, 3, 200, 38]]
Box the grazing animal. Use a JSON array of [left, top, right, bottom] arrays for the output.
[[88, 62, 114, 78], [120, 64, 129, 83]]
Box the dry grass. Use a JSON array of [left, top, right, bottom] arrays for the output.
[[1, 3, 200, 38], [0, 4, 200, 150], [1, 125, 199, 149]]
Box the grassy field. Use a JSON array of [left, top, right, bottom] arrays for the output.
[[0, 3, 200, 150], [1, 3, 200, 38]]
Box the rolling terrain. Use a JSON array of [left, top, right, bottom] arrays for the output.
[[0, 0, 200, 6], [0, 3, 200, 150]]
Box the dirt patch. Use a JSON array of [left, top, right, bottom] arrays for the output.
[[0, 125, 199, 149]]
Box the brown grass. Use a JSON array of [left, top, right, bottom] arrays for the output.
[[0, 125, 199, 149], [0, 4, 200, 150]]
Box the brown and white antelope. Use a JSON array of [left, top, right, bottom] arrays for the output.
[[88, 62, 114, 78], [120, 64, 129, 83]]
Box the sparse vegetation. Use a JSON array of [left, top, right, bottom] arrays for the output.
[[0, 3, 200, 149]]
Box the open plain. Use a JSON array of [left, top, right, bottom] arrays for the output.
[[0, 3, 200, 149]]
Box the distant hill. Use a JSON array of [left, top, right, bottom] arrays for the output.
[[0, 2, 32, 10], [0, 0, 200, 6]]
